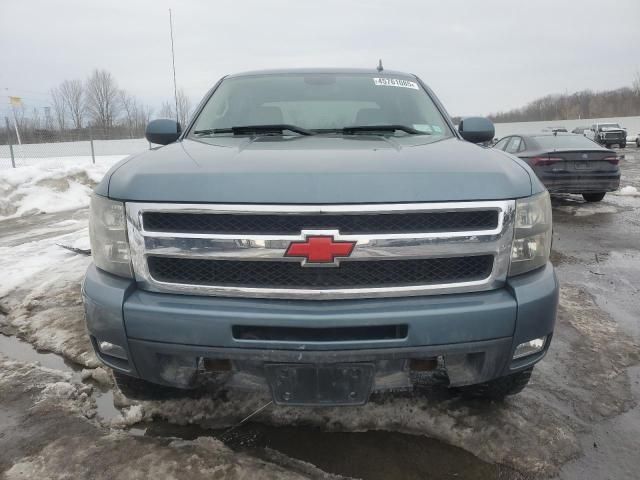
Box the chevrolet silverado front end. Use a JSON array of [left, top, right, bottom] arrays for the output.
[[83, 69, 559, 405]]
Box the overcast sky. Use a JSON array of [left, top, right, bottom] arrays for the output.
[[1, 0, 638, 118]]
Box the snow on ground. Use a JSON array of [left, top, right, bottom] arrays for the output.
[[0, 210, 96, 366], [0, 156, 124, 219], [0, 156, 122, 365], [0, 226, 90, 298], [618, 185, 639, 196], [1, 357, 313, 480]]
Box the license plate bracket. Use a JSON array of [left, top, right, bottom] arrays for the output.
[[265, 363, 375, 406], [574, 161, 592, 170]]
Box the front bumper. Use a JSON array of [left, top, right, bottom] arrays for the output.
[[82, 262, 559, 395]]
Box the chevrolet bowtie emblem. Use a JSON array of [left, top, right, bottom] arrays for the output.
[[285, 235, 356, 266]]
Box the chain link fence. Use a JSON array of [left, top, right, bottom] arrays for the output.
[[0, 123, 152, 169]]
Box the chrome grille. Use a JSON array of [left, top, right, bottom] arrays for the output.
[[142, 210, 499, 235], [127, 201, 516, 300], [603, 131, 624, 139], [148, 255, 494, 289]]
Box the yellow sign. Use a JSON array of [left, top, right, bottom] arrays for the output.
[[9, 96, 22, 107]]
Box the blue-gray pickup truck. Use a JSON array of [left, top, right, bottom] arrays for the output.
[[83, 68, 558, 405]]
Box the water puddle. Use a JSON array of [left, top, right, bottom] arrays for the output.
[[93, 387, 121, 421], [0, 333, 120, 422], [142, 420, 507, 480], [0, 333, 81, 380]]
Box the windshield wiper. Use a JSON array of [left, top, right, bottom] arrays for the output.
[[341, 125, 426, 135], [194, 124, 314, 136]]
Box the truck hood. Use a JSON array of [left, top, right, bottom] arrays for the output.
[[102, 136, 539, 203]]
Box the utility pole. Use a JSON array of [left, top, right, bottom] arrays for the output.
[[5, 117, 15, 168], [169, 9, 179, 125]]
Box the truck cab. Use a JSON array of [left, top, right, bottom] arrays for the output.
[[83, 69, 558, 405]]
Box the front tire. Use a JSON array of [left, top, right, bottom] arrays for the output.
[[458, 367, 533, 400], [582, 192, 606, 202]]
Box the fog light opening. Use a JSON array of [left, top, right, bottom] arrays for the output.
[[513, 336, 547, 360], [201, 358, 232, 372], [97, 340, 128, 360], [410, 357, 439, 372]]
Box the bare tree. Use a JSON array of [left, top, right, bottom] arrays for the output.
[[489, 83, 640, 123], [633, 71, 640, 97], [134, 104, 153, 136], [159, 101, 174, 119], [176, 88, 192, 128], [59, 79, 85, 129], [85, 69, 120, 130], [50, 86, 67, 130], [139, 104, 153, 126], [31, 108, 41, 130], [118, 89, 136, 137], [116, 90, 155, 138], [43, 106, 55, 130]]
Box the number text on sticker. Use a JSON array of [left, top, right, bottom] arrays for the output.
[[373, 78, 419, 90]]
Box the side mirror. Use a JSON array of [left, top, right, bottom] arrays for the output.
[[145, 119, 181, 145], [458, 117, 495, 144]]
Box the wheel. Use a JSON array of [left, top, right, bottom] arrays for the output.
[[620, 142, 626, 149], [636, 139, 639, 148], [582, 192, 606, 202], [113, 371, 189, 400], [458, 367, 533, 400]]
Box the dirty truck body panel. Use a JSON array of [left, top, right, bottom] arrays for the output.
[[84, 69, 558, 405], [84, 263, 557, 388]]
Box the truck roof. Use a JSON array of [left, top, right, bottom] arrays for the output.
[[226, 68, 417, 78]]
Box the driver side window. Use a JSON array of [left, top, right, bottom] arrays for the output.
[[506, 136, 523, 154], [494, 137, 510, 150]]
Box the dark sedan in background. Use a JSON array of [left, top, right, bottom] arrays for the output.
[[493, 133, 620, 202], [571, 126, 589, 135]]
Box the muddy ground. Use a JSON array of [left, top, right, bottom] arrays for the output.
[[1, 147, 639, 479]]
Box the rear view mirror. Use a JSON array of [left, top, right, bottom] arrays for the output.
[[458, 117, 495, 144], [145, 119, 181, 145]]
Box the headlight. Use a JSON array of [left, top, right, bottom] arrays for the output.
[[509, 191, 552, 276], [89, 194, 132, 278]]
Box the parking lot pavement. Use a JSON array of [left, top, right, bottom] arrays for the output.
[[0, 147, 639, 479]]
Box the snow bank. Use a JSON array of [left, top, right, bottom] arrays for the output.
[[0, 156, 125, 220], [618, 185, 639, 196], [0, 227, 89, 298], [41, 381, 77, 399], [110, 405, 145, 428]]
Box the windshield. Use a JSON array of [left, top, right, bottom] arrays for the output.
[[533, 135, 600, 149], [189, 73, 453, 137]]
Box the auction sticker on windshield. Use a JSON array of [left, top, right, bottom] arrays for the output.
[[373, 78, 419, 90]]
